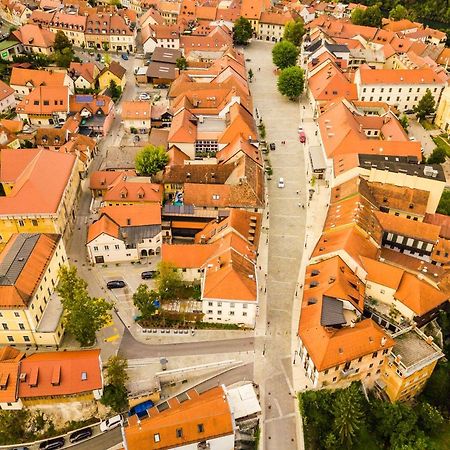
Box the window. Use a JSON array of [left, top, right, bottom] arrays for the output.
[[333, 377, 337, 382], [7, 336, 13, 342], [229, 311, 235, 316], [207, 310, 213, 314], [19, 323, 25, 330], [217, 302, 222, 307], [208, 302, 213, 306], [176, 428, 183, 438], [2, 323, 8, 330], [154, 433, 160, 443], [197, 424, 204, 433], [358, 357, 363, 362], [115, 245, 120, 250], [369, 363, 373, 369], [104, 245, 109, 250], [230, 303, 235, 308], [243, 304, 248, 309], [324, 369, 329, 375], [217, 310, 222, 315], [243, 312, 247, 316], [24, 336, 30, 342], [18, 220, 25, 227], [372, 351, 378, 358], [32, 219, 38, 226], [93, 246, 98, 251], [14, 312, 20, 318]]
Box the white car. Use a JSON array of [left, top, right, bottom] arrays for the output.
[[278, 177, 285, 188], [409, 136, 416, 141], [100, 415, 123, 432], [138, 93, 151, 101]]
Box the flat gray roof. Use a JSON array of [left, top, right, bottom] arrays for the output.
[[393, 330, 441, 367]]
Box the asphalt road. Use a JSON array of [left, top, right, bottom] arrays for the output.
[[195, 362, 254, 393], [118, 329, 255, 358], [71, 427, 122, 450]]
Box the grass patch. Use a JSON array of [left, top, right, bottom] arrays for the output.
[[420, 119, 438, 131], [433, 135, 450, 157]]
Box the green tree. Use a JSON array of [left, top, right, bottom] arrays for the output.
[[133, 284, 158, 319], [135, 144, 169, 176], [414, 89, 436, 121], [155, 261, 182, 300], [272, 40, 298, 69], [100, 384, 128, 413], [399, 114, 409, 132], [57, 266, 112, 347], [232, 17, 253, 45], [176, 57, 187, 70], [332, 383, 364, 447], [389, 4, 409, 21], [436, 190, 450, 215], [248, 68, 254, 82], [101, 356, 129, 413], [283, 19, 305, 47], [0, 409, 29, 444], [53, 47, 76, 68], [427, 146, 447, 164], [54, 30, 72, 52], [105, 355, 129, 387], [277, 66, 304, 101], [102, 42, 110, 52], [351, 5, 382, 28], [416, 402, 444, 435], [108, 79, 122, 101]]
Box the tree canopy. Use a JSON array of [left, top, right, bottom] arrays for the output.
[[351, 5, 383, 28], [176, 57, 187, 70], [57, 266, 112, 347], [101, 356, 129, 413], [427, 146, 447, 164], [283, 19, 305, 47], [414, 89, 436, 121], [232, 17, 253, 45], [277, 66, 305, 101], [135, 145, 169, 176], [389, 4, 409, 21], [436, 189, 450, 215], [133, 284, 158, 319], [155, 261, 182, 300], [272, 40, 298, 69], [54, 30, 72, 52]]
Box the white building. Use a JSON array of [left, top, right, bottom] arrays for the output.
[[355, 67, 445, 112]]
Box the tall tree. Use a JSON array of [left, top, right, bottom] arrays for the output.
[[332, 383, 364, 447], [351, 5, 382, 28], [232, 17, 253, 45], [105, 355, 129, 387], [283, 19, 305, 47], [399, 114, 409, 132], [414, 89, 436, 121], [57, 266, 112, 347], [54, 30, 72, 52], [101, 356, 129, 413], [176, 57, 187, 70], [389, 4, 409, 21], [272, 40, 298, 69], [133, 284, 158, 319], [155, 261, 182, 300], [135, 144, 169, 176], [427, 146, 447, 164], [277, 66, 305, 101]]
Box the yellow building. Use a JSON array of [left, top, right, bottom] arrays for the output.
[[0, 148, 80, 245], [376, 327, 444, 402], [98, 61, 127, 91], [0, 233, 67, 346], [435, 85, 450, 132]]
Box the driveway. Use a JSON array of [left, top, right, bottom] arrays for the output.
[[406, 116, 436, 158], [245, 40, 308, 450]]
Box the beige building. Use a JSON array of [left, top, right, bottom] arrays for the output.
[[0, 233, 67, 346], [435, 85, 450, 131]]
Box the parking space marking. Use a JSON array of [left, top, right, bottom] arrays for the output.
[[105, 334, 120, 343]]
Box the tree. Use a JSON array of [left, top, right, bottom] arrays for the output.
[[277, 66, 304, 101], [100, 384, 128, 413], [232, 17, 253, 45], [427, 146, 447, 164], [414, 89, 436, 121], [351, 5, 382, 28], [101, 356, 129, 413], [108, 79, 122, 102], [57, 266, 112, 347], [283, 19, 305, 47], [54, 30, 72, 52], [436, 189, 450, 215], [155, 261, 182, 300], [105, 355, 129, 387], [102, 42, 110, 52], [176, 57, 187, 70], [332, 383, 364, 447], [133, 284, 158, 319], [272, 40, 298, 69], [135, 144, 169, 176], [52, 47, 76, 68], [416, 402, 444, 435], [389, 5, 409, 21], [248, 68, 254, 82], [399, 114, 409, 132], [0, 410, 29, 444]]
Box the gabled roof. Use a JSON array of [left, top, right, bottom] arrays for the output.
[[16, 86, 69, 115], [0, 346, 24, 404], [87, 214, 120, 243], [162, 242, 218, 268], [358, 67, 444, 85], [12, 24, 56, 48], [69, 62, 99, 84], [0, 233, 60, 308], [360, 256, 404, 290], [89, 170, 136, 191], [100, 61, 126, 80], [99, 203, 161, 227], [103, 179, 163, 203], [121, 101, 152, 120], [216, 134, 261, 167], [18, 349, 102, 399], [0, 80, 14, 102]]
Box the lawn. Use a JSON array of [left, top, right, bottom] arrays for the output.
[[420, 119, 439, 131], [433, 135, 450, 157]]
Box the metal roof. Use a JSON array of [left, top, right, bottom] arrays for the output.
[[320, 296, 346, 327]]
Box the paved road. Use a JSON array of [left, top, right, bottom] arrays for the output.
[[245, 41, 307, 450], [195, 363, 254, 393], [407, 116, 437, 158], [118, 329, 254, 358], [71, 427, 122, 450]]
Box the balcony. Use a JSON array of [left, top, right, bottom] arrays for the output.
[[341, 367, 358, 378]]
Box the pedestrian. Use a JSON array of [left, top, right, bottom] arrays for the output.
[[258, 67, 261, 71], [298, 203, 301, 207], [296, 190, 299, 195], [302, 204, 305, 209]]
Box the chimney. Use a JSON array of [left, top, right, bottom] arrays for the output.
[[425, 335, 434, 345]]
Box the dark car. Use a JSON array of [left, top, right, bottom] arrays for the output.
[[69, 427, 93, 444], [269, 142, 276, 151], [155, 84, 168, 89], [12, 447, 29, 450], [141, 271, 157, 280], [107, 280, 126, 289], [39, 438, 65, 450], [121, 53, 129, 60]]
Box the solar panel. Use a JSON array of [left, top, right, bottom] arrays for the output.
[[76, 95, 93, 103], [156, 401, 169, 412], [96, 100, 105, 106]]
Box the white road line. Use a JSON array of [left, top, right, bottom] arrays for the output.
[[264, 413, 296, 424], [270, 255, 298, 260]]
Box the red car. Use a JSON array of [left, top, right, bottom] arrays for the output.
[[299, 129, 306, 143]]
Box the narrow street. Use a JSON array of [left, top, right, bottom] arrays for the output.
[[245, 41, 309, 450]]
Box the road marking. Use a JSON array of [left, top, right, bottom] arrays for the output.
[[271, 233, 304, 239], [264, 413, 296, 424], [105, 334, 119, 342], [270, 255, 298, 261], [103, 319, 114, 328]]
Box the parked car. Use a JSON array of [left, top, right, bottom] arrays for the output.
[[409, 136, 416, 141], [141, 271, 157, 280], [39, 438, 65, 450], [106, 280, 126, 289], [69, 427, 93, 444], [121, 53, 129, 60], [12, 447, 29, 450], [100, 415, 123, 432], [138, 92, 151, 101], [155, 84, 168, 89], [299, 130, 306, 143], [129, 400, 155, 419], [278, 177, 285, 188], [95, 53, 101, 61], [269, 142, 276, 151]]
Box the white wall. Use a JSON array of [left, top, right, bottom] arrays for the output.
[[202, 298, 257, 328], [87, 234, 138, 263]]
